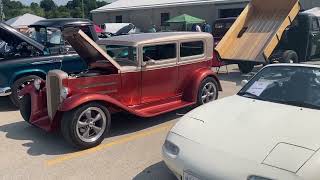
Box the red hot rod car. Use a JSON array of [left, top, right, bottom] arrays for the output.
[[19, 28, 222, 149]]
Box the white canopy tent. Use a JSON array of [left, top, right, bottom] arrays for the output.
[[5, 13, 45, 28]]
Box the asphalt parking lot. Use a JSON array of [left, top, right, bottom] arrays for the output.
[[0, 64, 302, 180]]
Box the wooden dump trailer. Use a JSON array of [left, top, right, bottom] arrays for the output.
[[215, 0, 301, 72]]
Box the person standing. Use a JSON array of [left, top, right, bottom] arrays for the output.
[[148, 25, 157, 33], [195, 24, 202, 32], [203, 23, 212, 33]]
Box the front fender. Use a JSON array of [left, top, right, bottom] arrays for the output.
[[11, 69, 47, 85], [183, 68, 222, 102], [59, 93, 142, 116]]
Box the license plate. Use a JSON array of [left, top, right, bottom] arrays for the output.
[[183, 172, 200, 180]]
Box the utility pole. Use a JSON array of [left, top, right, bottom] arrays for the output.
[[0, 0, 4, 22], [82, 0, 85, 18]]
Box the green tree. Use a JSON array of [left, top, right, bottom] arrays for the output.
[[30, 2, 45, 17], [2, 0, 107, 20], [40, 0, 56, 12], [67, 0, 107, 18], [3, 0, 24, 19]]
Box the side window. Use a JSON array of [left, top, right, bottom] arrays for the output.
[[312, 18, 320, 31], [180, 41, 204, 58], [143, 43, 176, 62], [116, 16, 123, 23], [161, 13, 170, 26]]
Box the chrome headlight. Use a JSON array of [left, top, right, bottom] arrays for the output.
[[164, 140, 180, 156], [60, 87, 69, 100], [34, 79, 42, 90], [247, 175, 273, 180]]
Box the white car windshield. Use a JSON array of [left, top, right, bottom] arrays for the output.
[[238, 66, 320, 109]]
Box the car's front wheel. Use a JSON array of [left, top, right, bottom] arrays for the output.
[[20, 94, 31, 123], [197, 77, 219, 106], [10, 75, 43, 108], [61, 102, 111, 149]]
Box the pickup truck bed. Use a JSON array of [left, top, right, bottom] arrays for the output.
[[216, 0, 301, 63]]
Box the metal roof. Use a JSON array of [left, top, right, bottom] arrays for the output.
[[91, 0, 249, 13], [97, 32, 213, 46], [5, 13, 45, 28], [29, 18, 94, 29]]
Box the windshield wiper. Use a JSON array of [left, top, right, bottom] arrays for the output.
[[268, 99, 320, 110], [287, 101, 320, 110], [238, 91, 262, 100]]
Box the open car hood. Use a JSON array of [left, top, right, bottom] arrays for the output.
[[0, 23, 44, 51], [115, 24, 135, 36], [63, 27, 121, 70]]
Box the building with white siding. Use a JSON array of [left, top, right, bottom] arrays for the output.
[[91, 0, 320, 32]]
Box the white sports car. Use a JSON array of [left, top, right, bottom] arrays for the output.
[[163, 64, 320, 180]]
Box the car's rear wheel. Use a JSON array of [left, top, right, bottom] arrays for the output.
[[238, 62, 255, 74], [197, 77, 218, 106], [20, 94, 31, 123], [61, 102, 111, 149], [10, 75, 42, 108]]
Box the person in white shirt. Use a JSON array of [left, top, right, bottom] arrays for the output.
[[195, 24, 202, 32]]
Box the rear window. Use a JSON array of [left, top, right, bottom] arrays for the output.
[[180, 41, 204, 58]]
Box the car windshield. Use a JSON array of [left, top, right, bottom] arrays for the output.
[[100, 45, 137, 66], [238, 66, 320, 110], [30, 27, 63, 46]]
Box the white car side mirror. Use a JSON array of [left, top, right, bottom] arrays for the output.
[[241, 80, 249, 87]]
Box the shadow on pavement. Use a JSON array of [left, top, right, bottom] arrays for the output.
[[0, 97, 17, 112], [0, 107, 193, 156], [110, 107, 192, 137], [133, 161, 176, 180], [0, 121, 73, 156]]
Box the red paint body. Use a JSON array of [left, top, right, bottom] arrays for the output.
[[20, 58, 221, 132]]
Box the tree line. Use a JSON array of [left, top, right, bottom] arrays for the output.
[[3, 0, 107, 20]]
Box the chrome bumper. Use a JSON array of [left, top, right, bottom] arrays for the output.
[[0, 87, 11, 96]]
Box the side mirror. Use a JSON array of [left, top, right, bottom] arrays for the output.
[[241, 80, 249, 87]]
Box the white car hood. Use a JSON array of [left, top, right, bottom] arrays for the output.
[[171, 95, 320, 172]]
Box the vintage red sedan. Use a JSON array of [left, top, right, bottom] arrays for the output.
[[19, 28, 222, 149]]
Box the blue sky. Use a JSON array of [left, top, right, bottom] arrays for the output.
[[18, 0, 70, 5], [18, 0, 113, 6]]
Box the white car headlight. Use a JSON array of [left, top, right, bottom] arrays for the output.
[[247, 175, 273, 180], [60, 87, 69, 100], [164, 140, 180, 156], [34, 79, 42, 90]]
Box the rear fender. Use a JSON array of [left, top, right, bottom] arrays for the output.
[[183, 68, 222, 102], [59, 93, 139, 115]]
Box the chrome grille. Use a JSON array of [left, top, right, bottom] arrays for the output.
[[46, 70, 68, 120]]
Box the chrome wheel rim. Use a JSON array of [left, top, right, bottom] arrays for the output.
[[201, 82, 217, 104], [76, 107, 107, 143]]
